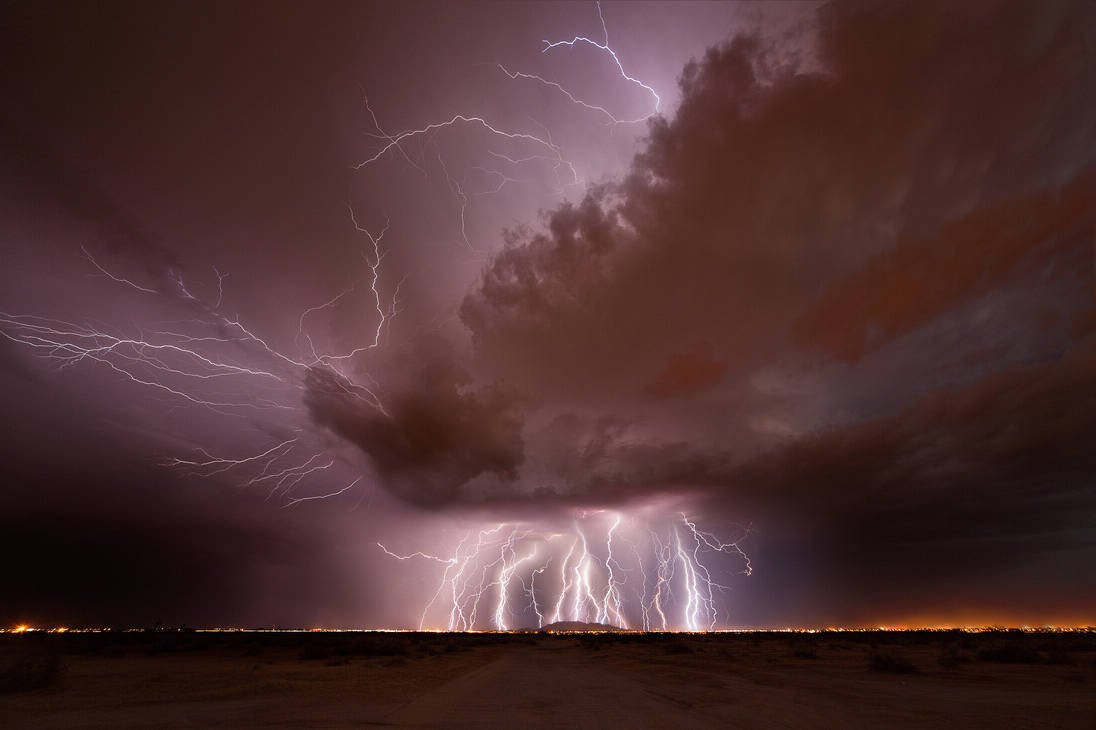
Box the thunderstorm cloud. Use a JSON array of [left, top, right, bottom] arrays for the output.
[[2, 0, 1094, 627]]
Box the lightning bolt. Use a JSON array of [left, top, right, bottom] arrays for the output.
[[4, 5, 755, 631], [3, 223, 399, 506], [285, 477, 362, 508], [535, 1, 661, 122], [81, 246, 157, 294], [353, 0, 659, 246], [377, 510, 750, 631]]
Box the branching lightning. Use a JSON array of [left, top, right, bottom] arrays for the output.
[[0, 203, 402, 504], [81, 246, 158, 294], [353, 0, 660, 247], [377, 511, 750, 631], [353, 114, 569, 173], [532, 1, 661, 123], [2, 2, 757, 632]]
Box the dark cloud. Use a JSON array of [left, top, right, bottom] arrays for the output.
[[498, 337, 1096, 521], [645, 342, 729, 398], [445, 0, 1096, 618], [462, 0, 1096, 399], [459, 189, 627, 396], [727, 341, 1096, 524], [516, 413, 727, 508], [3, 0, 1095, 627], [796, 168, 1096, 361], [308, 0, 1096, 628], [303, 337, 527, 507], [507, 339, 1096, 618], [721, 339, 1096, 618]]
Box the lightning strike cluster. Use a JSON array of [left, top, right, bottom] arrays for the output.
[[378, 511, 752, 632], [0, 1, 759, 631]]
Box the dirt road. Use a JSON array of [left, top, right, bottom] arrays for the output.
[[379, 643, 709, 728], [3, 633, 1093, 728], [374, 639, 1093, 729]]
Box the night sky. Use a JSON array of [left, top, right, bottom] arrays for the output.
[[1, 1, 1094, 630]]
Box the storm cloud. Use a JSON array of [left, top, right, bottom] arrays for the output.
[[3, 0, 1094, 628], [449, 0, 1096, 609], [312, 1, 1096, 534], [304, 337, 527, 507]]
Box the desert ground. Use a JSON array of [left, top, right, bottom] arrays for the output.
[[1, 630, 1093, 728]]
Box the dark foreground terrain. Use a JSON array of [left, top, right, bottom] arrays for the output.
[[1, 629, 1093, 728]]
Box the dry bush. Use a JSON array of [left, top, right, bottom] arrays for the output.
[[0, 651, 64, 693], [869, 651, 916, 674]]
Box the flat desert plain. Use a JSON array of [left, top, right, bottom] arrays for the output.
[[1, 631, 1093, 728]]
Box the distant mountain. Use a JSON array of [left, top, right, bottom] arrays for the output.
[[537, 621, 624, 633]]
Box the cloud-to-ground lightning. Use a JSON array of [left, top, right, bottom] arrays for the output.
[[377, 511, 750, 631], [1, 2, 756, 633]]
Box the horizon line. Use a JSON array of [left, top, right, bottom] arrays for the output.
[[7, 625, 1095, 634]]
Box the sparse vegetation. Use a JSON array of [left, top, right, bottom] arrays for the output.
[[789, 638, 819, 659], [869, 651, 916, 673], [937, 645, 970, 668], [976, 642, 1077, 665], [977, 643, 1042, 664], [0, 650, 63, 693], [1, 629, 1093, 726], [663, 639, 695, 655], [297, 644, 331, 661]]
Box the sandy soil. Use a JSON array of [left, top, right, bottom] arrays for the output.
[[1, 633, 1093, 728]]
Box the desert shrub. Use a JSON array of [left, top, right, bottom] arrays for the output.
[[869, 651, 916, 674], [663, 639, 695, 655], [365, 636, 410, 657], [0, 651, 64, 693], [577, 636, 602, 651], [145, 639, 181, 656], [788, 637, 818, 659], [937, 645, 970, 669], [297, 644, 331, 661], [977, 643, 1040, 664], [1043, 649, 1074, 665], [332, 641, 358, 657]]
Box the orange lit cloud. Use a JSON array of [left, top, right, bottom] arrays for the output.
[[645, 342, 728, 398], [797, 168, 1096, 361]]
